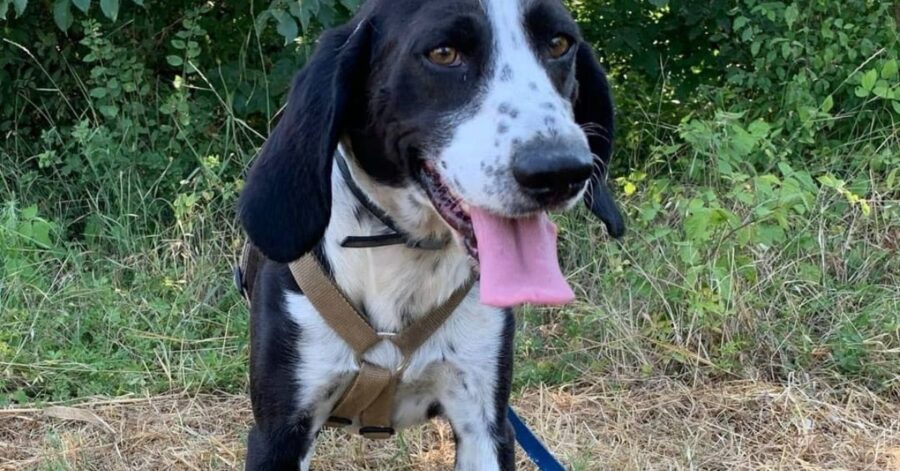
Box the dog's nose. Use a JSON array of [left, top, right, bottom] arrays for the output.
[[512, 139, 593, 203]]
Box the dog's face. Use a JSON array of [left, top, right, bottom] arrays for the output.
[[240, 0, 624, 266]]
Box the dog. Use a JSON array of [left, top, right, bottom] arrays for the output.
[[237, 0, 624, 469]]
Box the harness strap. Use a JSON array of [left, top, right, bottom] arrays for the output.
[[331, 362, 392, 426], [392, 275, 473, 359], [288, 252, 474, 439], [359, 374, 397, 439], [289, 255, 381, 354]]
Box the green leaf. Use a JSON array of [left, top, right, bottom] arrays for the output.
[[733, 16, 749, 31], [316, 2, 336, 27], [784, 4, 799, 29], [287, 0, 301, 18], [729, 124, 757, 158], [22, 205, 37, 219], [166, 55, 183, 66], [72, 0, 89, 13], [98, 104, 119, 117], [17, 220, 34, 239], [89, 87, 108, 98], [100, 0, 118, 21], [0, 0, 10, 20], [892, 100, 900, 115], [748, 119, 770, 138], [31, 220, 52, 248], [275, 11, 298, 45], [13, 0, 26, 16], [683, 201, 712, 243], [53, 0, 73, 32], [683, 212, 709, 242], [296, 5, 311, 32], [861, 69, 877, 91], [131, 0, 142, 5], [882, 59, 898, 80], [822, 95, 834, 113], [339, 0, 359, 10], [254, 10, 270, 34], [756, 224, 786, 246]]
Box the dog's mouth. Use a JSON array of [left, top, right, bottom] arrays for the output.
[[417, 161, 575, 308], [419, 163, 479, 260]]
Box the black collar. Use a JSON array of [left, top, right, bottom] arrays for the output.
[[336, 155, 448, 251]]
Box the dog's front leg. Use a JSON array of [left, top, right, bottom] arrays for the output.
[[435, 307, 516, 470], [245, 419, 316, 471], [440, 369, 516, 471], [442, 397, 516, 470]]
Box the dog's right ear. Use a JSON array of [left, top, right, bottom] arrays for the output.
[[239, 22, 371, 263]]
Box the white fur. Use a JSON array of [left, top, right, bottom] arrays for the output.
[[284, 151, 508, 468], [437, 0, 590, 216], [299, 446, 314, 471]]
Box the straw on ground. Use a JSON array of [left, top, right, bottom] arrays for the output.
[[2, 377, 898, 471]]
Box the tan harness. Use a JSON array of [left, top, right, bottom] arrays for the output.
[[237, 244, 473, 439]]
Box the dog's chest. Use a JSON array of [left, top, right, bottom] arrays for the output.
[[278, 165, 510, 430], [284, 284, 506, 429]]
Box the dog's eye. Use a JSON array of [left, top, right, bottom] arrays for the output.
[[427, 46, 462, 67], [548, 35, 572, 59]]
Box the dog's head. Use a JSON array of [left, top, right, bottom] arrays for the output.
[[240, 0, 624, 303]]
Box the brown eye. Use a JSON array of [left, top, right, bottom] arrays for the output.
[[549, 35, 572, 59], [428, 46, 462, 67]]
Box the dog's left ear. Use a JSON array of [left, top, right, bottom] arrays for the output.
[[573, 43, 625, 238]]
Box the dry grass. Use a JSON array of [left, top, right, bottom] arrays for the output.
[[2, 377, 898, 471]]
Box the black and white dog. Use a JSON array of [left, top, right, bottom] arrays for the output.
[[238, 0, 624, 469]]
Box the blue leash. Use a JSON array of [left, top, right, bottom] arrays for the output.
[[508, 406, 566, 470]]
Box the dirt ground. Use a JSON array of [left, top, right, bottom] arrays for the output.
[[2, 378, 898, 471]]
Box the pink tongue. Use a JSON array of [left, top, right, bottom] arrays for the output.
[[469, 208, 575, 307]]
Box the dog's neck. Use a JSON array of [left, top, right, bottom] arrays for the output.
[[321, 147, 475, 333]]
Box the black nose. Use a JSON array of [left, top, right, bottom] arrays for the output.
[[512, 139, 593, 203]]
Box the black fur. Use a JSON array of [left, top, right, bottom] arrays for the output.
[[574, 43, 626, 238], [345, 0, 491, 185], [246, 261, 311, 468], [239, 23, 372, 263], [491, 310, 517, 470], [426, 401, 444, 419]]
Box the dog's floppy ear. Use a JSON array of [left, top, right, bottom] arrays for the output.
[[239, 22, 371, 263], [573, 43, 625, 238]]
